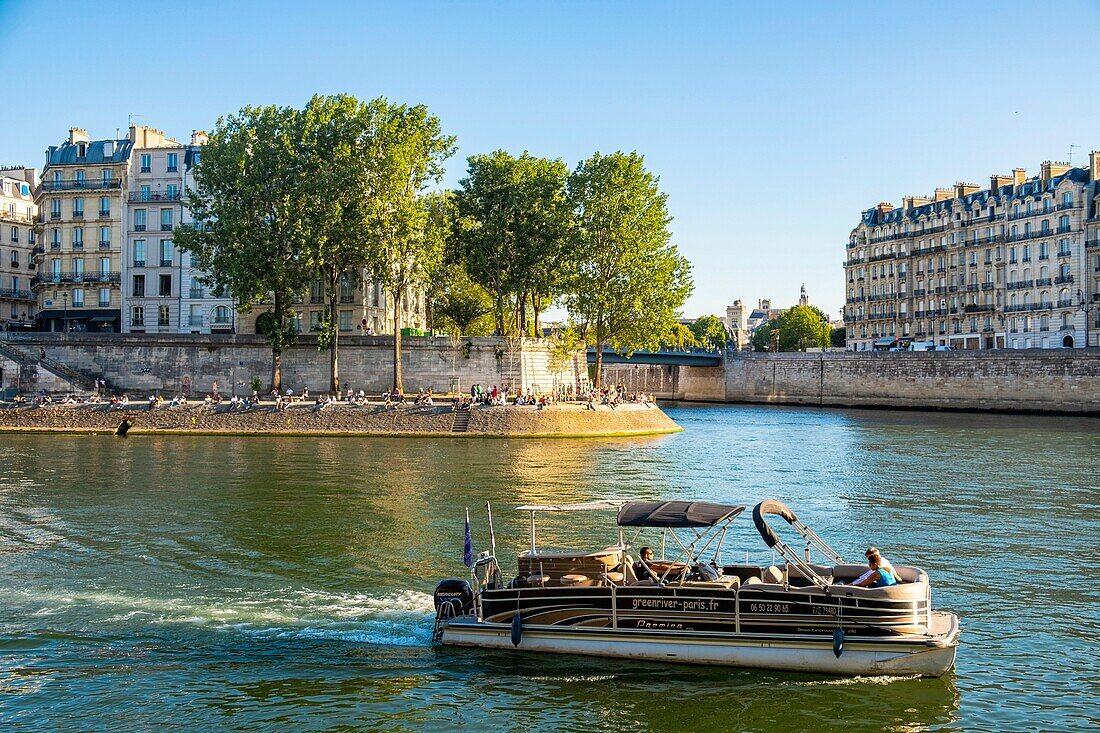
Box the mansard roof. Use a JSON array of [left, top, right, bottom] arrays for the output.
[[859, 166, 1091, 229], [46, 138, 133, 167]]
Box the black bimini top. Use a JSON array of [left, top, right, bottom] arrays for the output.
[[616, 501, 745, 528]]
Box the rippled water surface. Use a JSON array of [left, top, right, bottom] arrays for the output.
[[1, 405, 1097, 732]]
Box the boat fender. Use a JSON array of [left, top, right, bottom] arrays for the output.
[[832, 627, 844, 658], [511, 612, 523, 647]]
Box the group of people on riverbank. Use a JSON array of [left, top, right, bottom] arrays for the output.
[[6, 382, 660, 414]]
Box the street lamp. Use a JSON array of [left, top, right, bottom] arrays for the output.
[[62, 291, 68, 333], [1077, 289, 1094, 348]]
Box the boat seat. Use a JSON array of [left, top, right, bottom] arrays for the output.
[[762, 565, 784, 584], [606, 572, 624, 584], [682, 576, 739, 589], [743, 576, 762, 585], [559, 574, 589, 586], [527, 574, 550, 587]]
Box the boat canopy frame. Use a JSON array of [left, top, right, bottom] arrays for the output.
[[514, 499, 745, 584], [751, 499, 846, 589]]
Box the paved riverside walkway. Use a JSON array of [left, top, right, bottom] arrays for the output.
[[0, 400, 681, 438]]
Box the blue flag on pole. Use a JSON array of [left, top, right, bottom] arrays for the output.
[[463, 508, 473, 568]]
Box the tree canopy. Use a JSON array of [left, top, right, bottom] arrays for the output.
[[751, 305, 832, 352], [564, 151, 693, 387], [174, 103, 315, 390], [454, 151, 573, 337], [689, 315, 729, 351]]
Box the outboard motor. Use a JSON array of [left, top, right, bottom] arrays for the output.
[[434, 579, 474, 617]]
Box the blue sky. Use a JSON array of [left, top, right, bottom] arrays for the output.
[[2, 0, 1097, 320]]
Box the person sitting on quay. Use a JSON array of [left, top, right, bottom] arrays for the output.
[[116, 394, 129, 410], [167, 395, 181, 409]]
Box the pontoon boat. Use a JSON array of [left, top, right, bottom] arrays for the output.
[[432, 499, 959, 677]]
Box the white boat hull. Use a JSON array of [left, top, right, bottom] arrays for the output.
[[442, 620, 958, 678]]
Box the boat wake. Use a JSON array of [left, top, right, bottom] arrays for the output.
[[5, 587, 436, 647], [783, 674, 921, 686]]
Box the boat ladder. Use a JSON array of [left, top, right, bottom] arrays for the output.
[[432, 600, 460, 644]]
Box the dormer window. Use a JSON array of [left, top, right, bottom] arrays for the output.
[[77, 142, 87, 158]]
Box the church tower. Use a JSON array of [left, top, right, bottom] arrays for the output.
[[799, 283, 809, 308]]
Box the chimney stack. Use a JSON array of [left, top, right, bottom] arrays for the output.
[[955, 182, 980, 199], [191, 130, 208, 146], [990, 174, 1013, 192], [933, 188, 953, 202], [1040, 160, 1071, 183], [68, 128, 89, 144], [1090, 151, 1100, 182], [1012, 168, 1027, 186]]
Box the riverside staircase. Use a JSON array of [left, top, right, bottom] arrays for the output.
[[450, 405, 471, 433], [0, 340, 107, 394]]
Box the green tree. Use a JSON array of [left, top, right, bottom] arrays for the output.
[[564, 151, 693, 388], [689, 315, 729, 351], [662, 322, 699, 350], [174, 104, 314, 391], [432, 262, 494, 336], [830, 325, 847, 348], [298, 94, 385, 393], [454, 151, 574, 336], [363, 102, 455, 393], [750, 305, 831, 352]]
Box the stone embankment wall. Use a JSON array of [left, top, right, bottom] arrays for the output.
[[0, 333, 586, 396], [603, 351, 1100, 414], [0, 401, 680, 438]]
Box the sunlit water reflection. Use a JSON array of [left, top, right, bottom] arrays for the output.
[[0, 404, 1096, 731]]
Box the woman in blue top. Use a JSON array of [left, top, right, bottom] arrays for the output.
[[850, 547, 898, 588]]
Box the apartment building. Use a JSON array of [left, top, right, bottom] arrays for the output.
[[0, 167, 38, 330], [120, 125, 235, 334], [35, 129, 131, 332], [844, 155, 1100, 351], [237, 277, 427, 338], [178, 131, 236, 334]]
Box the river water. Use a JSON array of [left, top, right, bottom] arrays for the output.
[[0, 405, 1097, 732]]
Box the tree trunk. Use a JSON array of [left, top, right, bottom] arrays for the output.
[[528, 290, 536, 336], [518, 293, 527, 338], [594, 339, 604, 390], [271, 289, 283, 391], [392, 289, 404, 393], [495, 291, 505, 336], [272, 348, 282, 392], [329, 288, 339, 394]]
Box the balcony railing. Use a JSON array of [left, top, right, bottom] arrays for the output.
[[133, 223, 147, 231], [1008, 208, 1053, 221], [1057, 299, 1075, 308], [0, 288, 35, 301], [133, 260, 146, 268], [41, 178, 121, 191], [128, 191, 182, 202], [1006, 280, 1034, 290], [160, 224, 174, 231], [32, 271, 121, 287], [99, 241, 111, 250], [98, 210, 110, 218], [964, 304, 995, 313], [981, 282, 994, 290], [1034, 277, 1052, 286], [1004, 303, 1052, 313], [0, 210, 35, 225], [1054, 275, 1075, 284]]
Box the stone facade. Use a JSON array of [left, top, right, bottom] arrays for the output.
[[0, 167, 38, 330], [36, 128, 130, 332], [844, 156, 1100, 351], [0, 333, 587, 397], [609, 352, 1099, 414]]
